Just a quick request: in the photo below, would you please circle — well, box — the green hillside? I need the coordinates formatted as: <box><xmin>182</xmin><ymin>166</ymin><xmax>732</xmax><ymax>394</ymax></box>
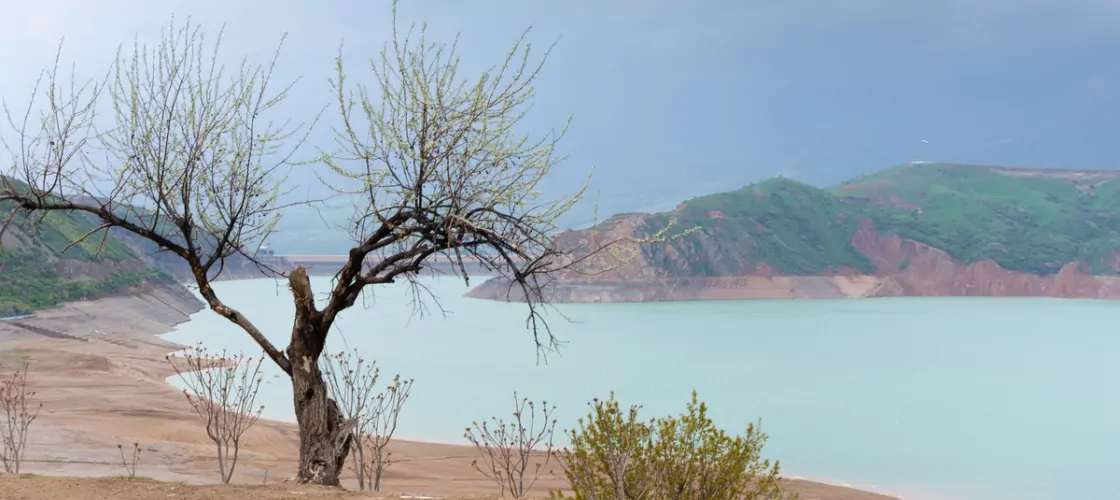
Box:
<box><xmin>640</xmin><ymin>178</ymin><xmax>875</xmax><ymax>275</ymax></box>
<box><xmin>633</xmin><ymin>163</ymin><xmax>1120</xmax><ymax>277</ymax></box>
<box><xmin>0</xmin><ymin>199</ymin><xmax>173</xmax><ymax>316</ymax></box>
<box><xmin>831</xmin><ymin>163</ymin><xmax>1120</xmax><ymax>274</ymax></box>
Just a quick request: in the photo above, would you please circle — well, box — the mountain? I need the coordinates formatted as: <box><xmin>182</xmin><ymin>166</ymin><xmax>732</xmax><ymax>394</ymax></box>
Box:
<box><xmin>0</xmin><ymin>200</ymin><xmax>178</xmax><ymax>316</ymax></box>
<box><xmin>0</xmin><ymin>188</ymin><xmax>289</xmax><ymax>316</ymax></box>
<box><xmin>467</xmin><ymin>163</ymin><xmax>1120</xmax><ymax>302</ymax></box>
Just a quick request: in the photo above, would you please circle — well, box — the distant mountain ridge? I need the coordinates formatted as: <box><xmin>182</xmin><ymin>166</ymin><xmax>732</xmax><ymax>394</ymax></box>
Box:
<box><xmin>468</xmin><ymin>162</ymin><xmax>1120</xmax><ymax>302</ymax></box>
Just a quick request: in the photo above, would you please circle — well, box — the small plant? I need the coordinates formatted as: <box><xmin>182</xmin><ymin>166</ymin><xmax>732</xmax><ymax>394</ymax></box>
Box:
<box><xmin>363</xmin><ymin>374</ymin><xmax>414</xmax><ymax>492</ymax></box>
<box><xmin>322</xmin><ymin>349</ymin><xmax>380</xmax><ymax>491</ymax></box>
<box><xmin>466</xmin><ymin>392</ymin><xmax>558</xmax><ymax>498</ymax></box>
<box><xmin>0</xmin><ymin>362</ymin><xmax>42</xmax><ymax>474</ymax></box>
<box><xmin>117</xmin><ymin>443</ymin><xmax>141</xmax><ymax>479</ymax></box>
<box><xmin>321</xmin><ymin>350</ymin><xmax>414</xmax><ymax>492</ymax></box>
<box><xmin>166</xmin><ymin>343</ymin><xmax>265</xmax><ymax>484</ymax></box>
<box><xmin>550</xmin><ymin>391</ymin><xmax>792</xmax><ymax>500</ymax></box>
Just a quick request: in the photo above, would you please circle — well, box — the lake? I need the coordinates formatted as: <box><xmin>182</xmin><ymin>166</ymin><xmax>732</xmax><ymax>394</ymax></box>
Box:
<box><xmin>162</xmin><ymin>276</ymin><xmax>1120</xmax><ymax>500</ymax></box>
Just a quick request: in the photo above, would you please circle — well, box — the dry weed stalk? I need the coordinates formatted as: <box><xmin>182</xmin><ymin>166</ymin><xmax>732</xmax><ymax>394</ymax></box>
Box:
<box><xmin>166</xmin><ymin>343</ymin><xmax>265</xmax><ymax>484</ymax></box>
<box><xmin>117</xmin><ymin>442</ymin><xmax>141</xmax><ymax>479</ymax></box>
<box><xmin>0</xmin><ymin>362</ymin><xmax>41</xmax><ymax>474</ymax></box>
<box><xmin>466</xmin><ymin>392</ymin><xmax>558</xmax><ymax>498</ymax></box>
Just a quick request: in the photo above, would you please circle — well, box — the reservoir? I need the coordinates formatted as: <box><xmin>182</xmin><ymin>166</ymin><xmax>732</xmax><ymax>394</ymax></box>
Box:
<box><xmin>163</xmin><ymin>276</ymin><xmax>1120</xmax><ymax>500</ymax></box>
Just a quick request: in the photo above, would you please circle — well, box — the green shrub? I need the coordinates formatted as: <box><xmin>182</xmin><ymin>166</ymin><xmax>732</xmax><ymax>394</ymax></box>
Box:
<box><xmin>551</xmin><ymin>391</ymin><xmax>791</xmax><ymax>500</ymax></box>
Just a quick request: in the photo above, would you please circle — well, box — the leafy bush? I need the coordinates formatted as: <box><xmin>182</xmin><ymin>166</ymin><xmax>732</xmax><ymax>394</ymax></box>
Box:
<box><xmin>551</xmin><ymin>391</ymin><xmax>791</xmax><ymax>500</ymax></box>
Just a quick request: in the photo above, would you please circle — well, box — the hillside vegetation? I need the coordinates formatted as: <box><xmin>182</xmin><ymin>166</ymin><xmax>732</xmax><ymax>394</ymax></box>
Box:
<box><xmin>640</xmin><ymin>177</ymin><xmax>875</xmax><ymax>276</ymax></box>
<box><xmin>630</xmin><ymin>163</ymin><xmax>1120</xmax><ymax>277</ymax></box>
<box><xmin>0</xmin><ymin>199</ymin><xmax>174</xmax><ymax>316</ymax></box>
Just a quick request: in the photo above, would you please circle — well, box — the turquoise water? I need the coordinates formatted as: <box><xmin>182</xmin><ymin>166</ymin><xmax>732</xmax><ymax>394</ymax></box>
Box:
<box><xmin>162</xmin><ymin>277</ymin><xmax>1120</xmax><ymax>500</ymax></box>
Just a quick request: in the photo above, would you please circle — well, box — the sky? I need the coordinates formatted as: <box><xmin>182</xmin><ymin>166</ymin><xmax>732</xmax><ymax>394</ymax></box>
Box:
<box><xmin>3</xmin><ymin>0</ymin><xmax>1120</xmax><ymax>240</ymax></box>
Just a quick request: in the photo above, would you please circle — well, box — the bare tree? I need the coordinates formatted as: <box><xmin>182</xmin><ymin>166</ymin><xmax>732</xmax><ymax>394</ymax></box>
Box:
<box><xmin>466</xmin><ymin>392</ymin><xmax>558</xmax><ymax>498</ymax></box>
<box><xmin>166</xmin><ymin>343</ymin><xmax>265</xmax><ymax>484</ymax></box>
<box><xmin>321</xmin><ymin>349</ymin><xmax>414</xmax><ymax>492</ymax></box>
<box><xmin>321</xmin><ymin>349</ymin><xmax>379</xmax><ymax>491</ymax></box>
<box><xmin>0</xmin><ymin>362</ymin><xmax>41</xmax><ymax>474</ymax></box>
<box><xmin>363</xmin><ymin>374</ymin><xmax>413</xmax><ymax>491</ymax></box>
<box><xmin>0</xmin><ymin>3</ymin><xmax>675</xmax><ymax>485</ymax></box>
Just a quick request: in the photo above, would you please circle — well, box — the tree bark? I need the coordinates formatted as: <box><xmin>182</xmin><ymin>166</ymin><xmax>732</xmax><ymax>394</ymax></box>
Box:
<box><xmin>288</xmin><ymin>267</ymin><xmax>354</xmax><ymax>485</ymax></box>
<box><xmin>290</xmin><ymin>343</ymin><xmax>353</xmax><ymax>485</ymax></box>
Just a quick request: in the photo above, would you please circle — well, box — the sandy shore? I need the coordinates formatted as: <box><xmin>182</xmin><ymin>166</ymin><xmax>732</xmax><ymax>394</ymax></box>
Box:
<box><xmin>0</xmin><ymin>286</ymin><xmax>900</xmax><ymax>500</ymax></box>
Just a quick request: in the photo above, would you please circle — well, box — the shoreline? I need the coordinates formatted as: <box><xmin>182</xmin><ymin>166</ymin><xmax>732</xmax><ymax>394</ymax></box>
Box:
<box><xmin>1</xmin><ymin>284</ymin><xmax>901</xmax><ymax>499</ymax></box>
<box><xmin>208</xmin><ymin>254</ymin><xmax>1120</xmax><ymax>305</ymax></box>
<box><xmin>160</xmin><ymin>358</ymin><xmax>909</xmax><ymax>500</ymax></box>
<box><xmin>193</xmin><ymin>385</ymin><xmax>909</xmax><ymax>500</ymax></box>
<box><xmin>156</xmin><ymin>288</ymin><xmax>909</xmax><ymax>499</ymax></box>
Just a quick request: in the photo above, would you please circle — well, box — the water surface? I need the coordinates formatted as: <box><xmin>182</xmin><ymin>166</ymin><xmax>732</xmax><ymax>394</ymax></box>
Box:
<box><xmin>163</xmin><ymin>277</ymin><xmax>1120</xmax><ymax>500</ymax></box>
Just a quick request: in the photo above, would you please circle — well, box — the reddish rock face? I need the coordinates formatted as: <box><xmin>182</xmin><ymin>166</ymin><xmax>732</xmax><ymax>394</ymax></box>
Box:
<box><xmin>849</xmin><ymin>218</ymin><xmax>1120</xmax><ymax>299</ymax></box>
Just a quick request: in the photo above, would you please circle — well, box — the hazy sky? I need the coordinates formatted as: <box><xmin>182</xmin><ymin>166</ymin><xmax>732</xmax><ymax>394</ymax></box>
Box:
<box><xmin>3</xmin><ymin>0</ymin><xmax>1120</xmax><ymax>219</ymax></box>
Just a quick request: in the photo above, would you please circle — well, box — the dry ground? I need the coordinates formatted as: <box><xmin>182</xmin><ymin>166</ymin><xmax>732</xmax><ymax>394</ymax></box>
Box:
<box><xmin>0</xmin><ymin>475</ymin><xmax>902</xmax><ymax>500</ymax></box>
<box><xmin>0</xmin><ymin>289</ymin><xmax>900</xmax><ymax>500</ymax></box>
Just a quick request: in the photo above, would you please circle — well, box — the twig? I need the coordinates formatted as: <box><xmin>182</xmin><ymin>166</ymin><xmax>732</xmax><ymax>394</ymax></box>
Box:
<box><xmin>0</xmin><ymin>362</ymin><xmax>42</xmax><ymax>474</ymax></box>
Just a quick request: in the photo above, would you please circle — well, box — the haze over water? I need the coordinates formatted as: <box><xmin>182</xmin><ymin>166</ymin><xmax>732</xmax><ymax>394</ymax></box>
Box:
<box><xmin>164</xmin><ymin>277</ymin><xmax>1120</xmax><ymax>500</ymax></box>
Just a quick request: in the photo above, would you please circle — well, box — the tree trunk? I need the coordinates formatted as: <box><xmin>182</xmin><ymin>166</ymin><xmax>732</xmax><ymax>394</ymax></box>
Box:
<box><xmin>289</xmin><ymin>319</ymin><xmax>354</xmax><ymax>485</ymax></box>
<box><xmin>288</xmin><ymin>268</ymin><xmax>355</xmax><ymax>485</ymax></box>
